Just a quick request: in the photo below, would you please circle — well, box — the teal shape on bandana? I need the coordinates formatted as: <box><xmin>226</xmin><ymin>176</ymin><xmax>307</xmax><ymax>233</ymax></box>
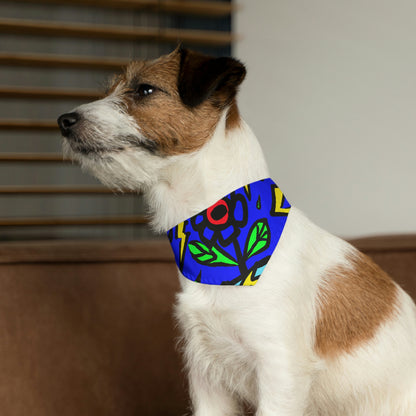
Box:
<box><xmin>167</xmin><ymin>178</ymin><xmax>291</xmax><ymax>286</ymax></box>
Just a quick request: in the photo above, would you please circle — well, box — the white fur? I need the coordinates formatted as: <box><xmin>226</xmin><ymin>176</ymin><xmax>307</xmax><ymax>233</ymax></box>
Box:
<box><xmin>64</xmin><ymin>99</ymin><xmax>416</xmax><ymax>415</ymax></box>
<box><xmin>63</xmin><ymin>88</ymin><xmax>167</xmax><ymax>191</ymax></box>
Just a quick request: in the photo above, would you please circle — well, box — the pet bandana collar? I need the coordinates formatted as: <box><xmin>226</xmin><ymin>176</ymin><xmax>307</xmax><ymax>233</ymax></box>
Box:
<box><xmin>167</xmin><ymin>178</ymin><xmax>291</xmax><ymax>286</ymax></box>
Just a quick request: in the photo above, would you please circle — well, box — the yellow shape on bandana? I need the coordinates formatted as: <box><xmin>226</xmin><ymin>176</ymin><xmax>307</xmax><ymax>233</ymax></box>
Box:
<box><xmin>273</xmin><ymin>187</ymin><xmax>290</xmax><ymax>215</ymax></box>
<box><xmin>177</xmin><ymin>221</ymin><xmax>187</xmax><ymax>266</ymax></box>
<box><xmin>242</xmin><ymin>271</ymin><xmax>259</xmax><ymax>286</ymax></box>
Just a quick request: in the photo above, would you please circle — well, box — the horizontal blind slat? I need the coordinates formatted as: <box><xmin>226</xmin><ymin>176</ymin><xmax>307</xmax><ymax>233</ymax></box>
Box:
<box><xmin>0</xmin><ymin>53</ymin><xmax>129</xmax><ymax>70</ymax></box>
<box><xmin>0</xmin><ymin>120</ymin><xmax>58</xmax><ymax>130</ymax></box>
<box><xmin>0</xmin><ymin>87</ymin><xmax>101</xmax><ymax>100</ymax></box>
<box><xmin>8</xmin><ymin>0</ymin><xmax>234</xmax><ymax>17</ymax></box>
<box><xmin>0</xmin><ymin>153</ymin><xmax>64</xmax><ymax>162</ymax></box>
<box><xmin>0</xmin><ymin>216</ymin><xmax>148</xmax><ymax>226</ymax></box>
<box><xmin>0</xmin><ymin>18</ymin><xmax>234</xmax><ymax>46</ymax></box>
<box><xmin>0</xmin><ymin>186</ymin><xmax>135</xmax><ymax>194</ymax></box>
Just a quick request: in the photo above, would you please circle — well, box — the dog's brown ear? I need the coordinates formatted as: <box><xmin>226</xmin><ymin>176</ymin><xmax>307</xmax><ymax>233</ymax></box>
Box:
<box><xmin>178</xmin><ymin>48</ymin><xmax>246</xmax><ymax>108</ymax></box>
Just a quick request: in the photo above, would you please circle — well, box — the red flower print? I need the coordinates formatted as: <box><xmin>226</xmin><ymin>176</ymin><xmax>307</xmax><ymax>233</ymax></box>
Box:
<box><xmin>207</xmin><ymin>199</ymin><xmax>229</xmax><ymax>225</ymax></box>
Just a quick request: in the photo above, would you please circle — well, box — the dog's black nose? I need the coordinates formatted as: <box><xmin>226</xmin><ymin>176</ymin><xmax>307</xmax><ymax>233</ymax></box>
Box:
<box><xmin>57</xmin><ymin>112</ymin><xmax>80</xmax><ymax>136</ymax></box>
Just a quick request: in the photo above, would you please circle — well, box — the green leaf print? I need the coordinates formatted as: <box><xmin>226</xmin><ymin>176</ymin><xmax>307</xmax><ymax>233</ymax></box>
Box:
<box><xmin>245</xmin><ymin>219</ymin><xmax>270</xmax><ymax>259</ymax></box>
<box><xmin>188</xmin><ymin>241</ymin><xmax>238</xmax><ymax>267</ymax></box>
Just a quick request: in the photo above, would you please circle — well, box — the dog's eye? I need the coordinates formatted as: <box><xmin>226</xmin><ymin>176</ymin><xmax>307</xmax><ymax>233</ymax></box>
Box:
<box><xmin>134</xmin><ymin>84</ymin><xmax>156</xmax><ymax>98</ymax></box>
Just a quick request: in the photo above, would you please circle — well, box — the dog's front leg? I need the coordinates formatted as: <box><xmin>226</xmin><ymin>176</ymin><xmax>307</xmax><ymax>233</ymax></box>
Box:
<box><xmin>254</xmin><ymin>347</ymin><xmax>312</xmax><ymax>416</ymax></box>
<box><xmin>189</xmin><ymin>368</ymin><xmax>241</xmax><ymax>416</ymax></box>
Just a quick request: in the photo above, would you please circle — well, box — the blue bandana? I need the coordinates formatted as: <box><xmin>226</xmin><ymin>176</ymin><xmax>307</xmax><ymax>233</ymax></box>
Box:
<box><xmin>167</xmin><ymin>178</ymin><xmax>291</xmax><ymax>286</ymax></box>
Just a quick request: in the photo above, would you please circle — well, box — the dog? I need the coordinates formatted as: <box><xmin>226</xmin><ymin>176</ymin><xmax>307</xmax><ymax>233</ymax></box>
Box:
<box><xmin>58</xmin><ymin>47</ymin><xmax>416</xmax><ymax>415</ymax></box>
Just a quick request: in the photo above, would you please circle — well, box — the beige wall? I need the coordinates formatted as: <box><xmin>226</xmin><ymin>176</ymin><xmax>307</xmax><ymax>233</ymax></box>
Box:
<box><xmin>234</xmin><ymin>0</ymin><xmax>416</xmax><ymax>238</ymax></box>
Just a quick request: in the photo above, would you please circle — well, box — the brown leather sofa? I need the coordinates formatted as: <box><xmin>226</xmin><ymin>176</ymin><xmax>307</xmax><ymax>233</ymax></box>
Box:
<box><xmin>0</xmin><ymin>236</ymin><xmax>414</xmax><ymax>416</ymax></box>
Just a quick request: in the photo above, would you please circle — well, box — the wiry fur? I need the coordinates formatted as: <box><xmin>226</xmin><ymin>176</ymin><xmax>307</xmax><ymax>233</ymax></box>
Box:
<box><xmin>58</xmin><ymin>48</ymin><xmax>416</xmax><ymax>415</ymax></box>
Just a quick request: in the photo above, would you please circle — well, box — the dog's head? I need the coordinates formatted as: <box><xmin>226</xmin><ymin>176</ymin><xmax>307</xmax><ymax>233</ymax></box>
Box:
<box><xmin>58</xmin><ymin>48</ymin><xmax>246</xmax><ymax>191</ymax></box>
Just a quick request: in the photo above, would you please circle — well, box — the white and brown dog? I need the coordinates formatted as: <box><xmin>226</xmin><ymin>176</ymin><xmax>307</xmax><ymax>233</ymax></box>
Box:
<box><xmin>58</xmin><ymin>48</ymin><xmax>416</xmax><ymax>415</ymax></box>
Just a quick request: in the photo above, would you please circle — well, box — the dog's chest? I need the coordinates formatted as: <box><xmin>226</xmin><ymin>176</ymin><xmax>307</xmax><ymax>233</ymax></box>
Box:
<box><xmin>176</xmin><ymin>290</ymin><xmax>257</xmax><ymax>393</ymax></box>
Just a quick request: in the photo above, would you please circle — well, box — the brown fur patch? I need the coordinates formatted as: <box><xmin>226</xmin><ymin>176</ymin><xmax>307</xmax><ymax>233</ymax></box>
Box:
<box><xmin>108</xmin><ymin>50</ymin><xmax>224</xmax><ymax>156</ymax></box>
<box><xmin>315</xmin><ymin>251</ymin><xmax>398</xmax><ymax>358</ymax></box>
<box><xmin>226</xmin><ymin>99</ymin><xmax>241</xmax><ymax>130</ymax></box>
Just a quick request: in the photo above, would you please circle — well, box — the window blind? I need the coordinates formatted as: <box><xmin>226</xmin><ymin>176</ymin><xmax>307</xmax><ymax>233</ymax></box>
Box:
<box><xmin>0</xmin><ymin>0</ymin><xmax>234</xmax><ymax>240</ymax></box>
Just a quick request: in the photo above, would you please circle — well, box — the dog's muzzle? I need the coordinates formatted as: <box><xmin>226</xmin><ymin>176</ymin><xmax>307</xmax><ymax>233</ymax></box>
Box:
<box><xmin>57</xmin><ymin>112</ymin><xmax>80</xmax><ymax>137</ymax></box>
